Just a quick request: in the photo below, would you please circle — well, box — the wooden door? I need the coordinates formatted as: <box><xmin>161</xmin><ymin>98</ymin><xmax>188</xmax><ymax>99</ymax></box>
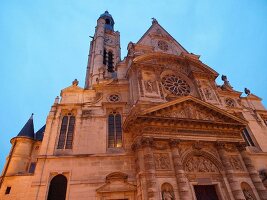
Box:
<box><xmin>194</xmin><ymin>185</ymin><xmax>219</xmax><ymax>200</ymax></box>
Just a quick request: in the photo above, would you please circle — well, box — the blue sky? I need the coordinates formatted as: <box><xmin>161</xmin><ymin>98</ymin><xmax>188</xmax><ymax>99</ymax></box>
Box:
<box><xmin>0</xmin><ymin>0</ymin><xmax>267</xmax><ymax>169</ymax></box>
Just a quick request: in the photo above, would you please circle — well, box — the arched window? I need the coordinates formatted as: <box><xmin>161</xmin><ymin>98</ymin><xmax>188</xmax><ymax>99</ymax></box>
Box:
<box><xmin>57</xmin><ymin>115</ymin><xmax>75</xmax><ymax>149</ymax></box>
<box><xmin>47</xmin><ymin>174</ymin><xmax>67</xmax><ymax>200</ymax></box>
<box><xmin>107</xmin><ymin>51</ymin><xmax>114</xmax><ymax>72</ymax></box>
<box><xmin>108</xmin><ymin>112</ymin><xmax>122</xmax><ymax>148</ymax></box>
<box><xmin>241</xmin><ymin>182</ymin><xmax>256</xmax><ymax>200</ymax></box>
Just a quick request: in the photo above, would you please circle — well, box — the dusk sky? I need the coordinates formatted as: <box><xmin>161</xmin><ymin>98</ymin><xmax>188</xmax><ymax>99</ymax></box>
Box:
<box><xmin>0</xmin><ymin>0</ymin><xmax>267</xmax><ymax>170</ymax></box>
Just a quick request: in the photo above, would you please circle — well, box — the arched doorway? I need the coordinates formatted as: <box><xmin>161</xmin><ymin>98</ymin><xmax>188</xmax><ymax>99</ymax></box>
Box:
<box><xmin>47</xmin><ymin>174</ymin><xmax>67</xmax><ymax>200</ymax></box>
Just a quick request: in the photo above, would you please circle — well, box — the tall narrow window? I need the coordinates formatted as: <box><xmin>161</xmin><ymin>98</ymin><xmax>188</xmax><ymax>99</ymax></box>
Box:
<box><xmin>57</xmin><ymin>115</ymin><xmax>75</xmax><ymax>149</ymax></box>
<box><xmin>47</xmin><ymin>174</ymin><xmax>67</xmax><ymax>200</ymax></box>
<box><xmin>103</xmin><ymin>49</ymin><xmax>107</xmax><ymax>65</ymax></box>
<box><xmin>108</xmin><ymin>112</ymin><xmax>122</xmax><ymax>148</ymax></box>
<box><xmin>107</xmin><ymin>51</ymin><xmax>114</xmax><ymax>72</ymax></box>
<box><xmin>242</xmin><ymin>128</ymin><xmax>255</xmax><ymax>146</ymax></box>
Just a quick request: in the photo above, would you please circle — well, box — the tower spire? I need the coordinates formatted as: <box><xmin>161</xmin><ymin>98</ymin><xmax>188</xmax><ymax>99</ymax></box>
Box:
<box><xmin>16</xmin><ymin>114</ymin><xmax>35</xmax><ymax>139</ymax></box>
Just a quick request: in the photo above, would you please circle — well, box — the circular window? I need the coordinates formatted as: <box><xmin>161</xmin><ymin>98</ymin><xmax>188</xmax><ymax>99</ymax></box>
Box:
<box><xmin>158</xmin><ymin>40</ymin><xmax>168</xmax><ymax>51</ymax></box>
<box><xmin>162</xmin><ymin>74</ymin><xmax>190</xmax><ymax>96</ymax></box>
<box><xmin>109</xmin><ymin>94</ymin><xmax>120</xmax><ymax>102</ymax></box>
<box><xmin>225</xmin><ymin>98</ymin><xmax>235</xmax><ymax>107</ymax></box>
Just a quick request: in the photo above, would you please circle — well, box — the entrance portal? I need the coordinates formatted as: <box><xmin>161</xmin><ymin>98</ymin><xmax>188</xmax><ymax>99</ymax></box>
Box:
<box><xmin>194</xmin><ymin>185</ymin><xmax>219</xmax><ymax>200</ymax></box>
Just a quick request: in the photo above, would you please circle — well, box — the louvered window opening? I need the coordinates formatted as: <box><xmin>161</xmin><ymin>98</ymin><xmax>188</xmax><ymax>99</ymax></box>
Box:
<box><xmin>108</xmin><ymin>112</ymin><xmax>122</xmax><ymax>148</ymax></box>
<box><xmin>242</xmin><ymin>128</ymin><xmax>255</xmax><ymax>146</ymax></box>
<box><xmin>57</xmin><ymin>115</ymin><xmax>75</xmax><ymax>149</ymax></box>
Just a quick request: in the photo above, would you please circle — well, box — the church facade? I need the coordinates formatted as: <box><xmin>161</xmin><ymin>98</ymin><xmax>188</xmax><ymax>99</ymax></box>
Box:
<box><xmin>1</xmin><ymin>11</ymin><xmax>267</xmax><ymax>200</ymax></box>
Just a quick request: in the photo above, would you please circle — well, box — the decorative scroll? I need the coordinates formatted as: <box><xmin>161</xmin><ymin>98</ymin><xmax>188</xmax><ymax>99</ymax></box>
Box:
<box><xmin>184</xmin><ymin>156</ymin><xmax>218</xmax><ymax>172</ymax></box>
<box><xmin>154</xmin><ymin>153</ymin><xmax>171</xmax><ymax>170</ymax></box>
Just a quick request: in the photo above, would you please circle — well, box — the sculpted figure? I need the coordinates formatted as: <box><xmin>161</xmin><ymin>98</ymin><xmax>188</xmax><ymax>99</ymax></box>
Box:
<box><xmin>162</xmin><ymin>190</ymin><xmax>174</xmax><ymax>200</ymax></box>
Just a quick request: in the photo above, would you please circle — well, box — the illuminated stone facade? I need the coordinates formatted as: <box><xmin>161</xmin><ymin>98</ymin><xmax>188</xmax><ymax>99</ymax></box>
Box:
<box><xmin>1</xmin><ymin>11</ymin><xmax>267</xmax><ymax>200</ymax></box>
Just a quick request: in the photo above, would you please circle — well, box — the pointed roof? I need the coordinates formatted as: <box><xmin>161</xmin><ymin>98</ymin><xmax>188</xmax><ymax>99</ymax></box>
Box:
<box><xmin>17</xmin><ymin>114</ymin><xmax>35</xmax><ymax>139</ymax></box>
<box><xmin>35</xmin><ymin>125</ymin><xmax>45</xmax><ymax>141</ymax></box>
<box><xmin>136</xmin><ymin>19</ymin><xmax>188</xmax><ymax>53</ymax></box>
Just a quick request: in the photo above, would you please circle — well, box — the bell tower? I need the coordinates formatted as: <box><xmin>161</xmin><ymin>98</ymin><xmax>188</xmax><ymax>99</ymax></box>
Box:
<box><xmin>85</xmin><ymin>11</ymin><xmax>121</xmax><ymax>89</ymax></box>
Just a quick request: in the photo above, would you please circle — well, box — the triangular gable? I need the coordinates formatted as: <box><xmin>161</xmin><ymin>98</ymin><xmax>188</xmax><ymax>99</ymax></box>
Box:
<box><xmin>141</xmin><ymin>96</ymin><xmax>247</xmax><ymax>125</ymax></box>
<box><xmin>136</xmin><ymin>20</ymin><xmax>188</xmax><ymax>55</ymax></box>
<box><xmin>60</xmin><ymin>84</ymin><xmax>83</xmax><ymax>96</ymax></box>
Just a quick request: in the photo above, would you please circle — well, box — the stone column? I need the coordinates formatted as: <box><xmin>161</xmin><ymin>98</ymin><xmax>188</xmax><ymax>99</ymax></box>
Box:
<box><xmin>217</xmin><ymin>143</ymin><xmax>246</xmax><ymax>200</ymax></box>
<box><xmin>169</xmin><ymin>139</ymin><xmax>192</xmax><ymax>200</ymax></box>
<box><xmin>237</xmin><ymin>144</ymin><xmax>267</xmax><ymax>200</ymax></box>
<box><xmin>141</xmin><ymin>137</ymin><xmax>157</xmax><ymax>200</ymax></box>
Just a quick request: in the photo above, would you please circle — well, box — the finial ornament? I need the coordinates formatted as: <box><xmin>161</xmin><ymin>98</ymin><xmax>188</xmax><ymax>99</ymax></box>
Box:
<box><xmin>72</xmin><ymin>79</ymin><xmax>79</xmax><ymax>86</ymax></box>
<box><xmin>244</xmin><ymin>88</ymin><xmax>251</xmax><ymax>95</ymax></box>
<box><xmin>54</xmin><ymin>96</ymin><xmax>60</xmax><ymax>104</ymax></box>
<box><xmin>151</xmin><ymin>17</ymin><xmax>158</xmax><ymax>24</ymax></box>
<box><xmin>30</xmin><ymin>113</ymin><xmax>34</xmax><ymax>119</ymax></box>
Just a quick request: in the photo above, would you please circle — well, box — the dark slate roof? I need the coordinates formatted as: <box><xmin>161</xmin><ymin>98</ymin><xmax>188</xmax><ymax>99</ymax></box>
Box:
<box><xmin>17</xmin><ymin>114</ymin><xmax>34</xmax><ymax>139</ymax></box>
<box><xmin>35</xmin><ymin>125</ymin><xmax>45</xmax><ymax>141</ymax></box>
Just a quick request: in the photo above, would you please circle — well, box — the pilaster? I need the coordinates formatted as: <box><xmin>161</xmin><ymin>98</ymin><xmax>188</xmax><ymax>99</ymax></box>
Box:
<box><xmin>217</xmin><ymin>142</ymin><xmax>246</xmax><ymax>200</ymax></box>
<box><xmin>169</xmin><ymin>139</ymin><xmax>192</xmax><ymax>200</ymax></box>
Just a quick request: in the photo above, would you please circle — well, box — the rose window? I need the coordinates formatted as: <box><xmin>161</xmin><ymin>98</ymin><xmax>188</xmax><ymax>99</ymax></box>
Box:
<box><xmin>158</xmin><ymin>40</ymin><xmax>168</xmax><ymax>51</ymax></box>
<box><xmin>225</xmin><ymin>98</ymin><xmax>235</xmax><ymax>107</ymax></box>
<box><xmin>109</xmin><ymin>94</ymin><xmax>120</xmax><ymax>102</ymax></box>
<box><xmin>162</xmin><ymin>75</ymin><xmax>190</xmax><ymax>96</ymax></box>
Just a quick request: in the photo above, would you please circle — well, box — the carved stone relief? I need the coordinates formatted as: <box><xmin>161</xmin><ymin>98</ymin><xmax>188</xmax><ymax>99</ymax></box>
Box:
<box><xmin>229</xmin><ymin>156</ymin><xmax>244</xmax><ymax>171</ymax></box>
<box><xmin>203</xmin><ymin>87</ymin><xmax>216</xmax><ymax>101</ymax></box>
<box><xmin>184</xmin><ymin>156</ymin><xmax>218</xmax><ymax>173</ymax></box>
<box><xmin>154</xmin><ymin>153</ymin><xmax>171</xmax><ymax>170</ymax></box>
<box><xmin>144</xmin><ymin>80</ymin><xmax>158</xmax><ymax>94</ymax></box>
<box><xmin>158</xmin><ymin>103</ymin><xmax>223</xmax><ymax>122</ymax></box>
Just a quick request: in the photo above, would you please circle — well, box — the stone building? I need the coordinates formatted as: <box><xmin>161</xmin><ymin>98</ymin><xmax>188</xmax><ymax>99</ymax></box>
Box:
<box><xmin>1</xmin><ymin>11</ymin><xmax>267</xmax><ymax>200</ymax></box>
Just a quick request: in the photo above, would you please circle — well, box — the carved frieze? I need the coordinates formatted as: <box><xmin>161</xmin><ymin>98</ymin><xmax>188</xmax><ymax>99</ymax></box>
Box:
<box><xmin>154</xmin><ymin>153</ymin><xmax>171</xmax><ymax>170</ymax></box>
<box><xmin>184</xmin><ymin>156</ymin><xmax>218</xmax><ymax>173</ymax></box>
<box><xmin>156</xmin><ymin>103</ymin><xmax>223</xmax><ymax>122</ymax></box>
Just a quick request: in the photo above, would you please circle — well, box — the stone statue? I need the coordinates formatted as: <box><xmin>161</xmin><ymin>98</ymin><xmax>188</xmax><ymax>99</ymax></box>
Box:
<box><xmin>221</xmin><ymin>75</ymin><xmax>233</xmax><ymax>89</ymax></box>
<box><xmin>162</xmin><ymin>190</ymin><xmax>174</xmax><ymax>200</ymax></box>
<box><xmin>72</xmin><ymin>79</ymin><xmax>79</xmax><ymax>86</ymax></box>
<box><xmin>245</xmin><ymin>88</ymin><xmax>251</xmax><ymax>95</ymax></box>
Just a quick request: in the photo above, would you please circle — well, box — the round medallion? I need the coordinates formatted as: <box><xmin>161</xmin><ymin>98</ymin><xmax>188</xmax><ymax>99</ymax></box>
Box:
<box><xmin>158</xmin><ymin>40</ymin><xmax>168</xmax><ymax>51</ymax></box>
<box><xmin>108</xmin><ymin>94</ymin><xmax>120</xmax><ymax>102</ymax></box>
<box><xmin>162</xmin><ymin>74</ymin><xmax>190</xmax><ymax>96</ymax></box>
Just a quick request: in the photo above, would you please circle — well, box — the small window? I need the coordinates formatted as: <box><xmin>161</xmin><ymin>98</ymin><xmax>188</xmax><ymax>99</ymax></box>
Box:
<box><xmin>5</xmin><ymin>187</ymin><xmax>11</xmax><ymax>195</ymax></box>
<box><xmin>57</xmin><ymin>115</ymin><xmax>76</xmax><ymax>149</ymax></box>
<box><xmin>28</xmin><ymin>162</ymin><xmax>36</xmax><ymax>174</ymax></box>
<box><xmin>242</xmin><ymin>128</ymin><xmax>255</xmax><ymax>146</ymax></box>
<box><xmin>108</xmin><ymin>112</ymin><xmax>122</xmax><ymax>148</ymax></box>
<box><xmin>103</xmin><ymin>49</ymin><xmax>107</xmax><ymax>65</ymax></box>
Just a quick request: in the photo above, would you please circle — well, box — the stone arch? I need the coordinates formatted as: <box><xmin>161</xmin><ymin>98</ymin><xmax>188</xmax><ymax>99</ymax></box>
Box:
<box><xmin>241</xmin><ymin>182</ymin><xmax>257</xmax><ymax>200</ymax></box>
<box><xmin>182</xmin><ymin>149</ymin><xmax>224</xmax><ymax>173</ymax></box>
<box><xmin>161</xmin><ymin>182</ymin><xmax>175</xmax><ymax>200</ymax></box>
<box><xmin>47</xmin><ymin>174</ymin><xmax>67</xmax><ymax>200</ymax></box>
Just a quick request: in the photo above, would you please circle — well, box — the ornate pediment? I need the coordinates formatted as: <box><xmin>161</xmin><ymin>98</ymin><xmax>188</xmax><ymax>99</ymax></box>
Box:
<box><xmin>96</xmin><ymin>172</ymin><xmax>136</xmax><ymax>193</ymax></box>
<box><xmin>141</xmin><ymin>96</ymin><xmax>247</xmax><ymax>125</ymax></box>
